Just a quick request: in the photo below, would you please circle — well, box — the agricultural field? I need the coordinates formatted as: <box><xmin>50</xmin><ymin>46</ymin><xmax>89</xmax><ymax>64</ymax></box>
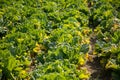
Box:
<box><xmin>0</xmin><ymin>0</ymin><xmax>120</xmax><ymax>80</ymax></box>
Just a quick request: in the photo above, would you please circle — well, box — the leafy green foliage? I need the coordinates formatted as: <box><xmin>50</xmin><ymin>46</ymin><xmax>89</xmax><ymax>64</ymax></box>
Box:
<box><xmin>0</xmin><ymin>0</ymin><xmax>120</xmax><ymax>80</ymax></box>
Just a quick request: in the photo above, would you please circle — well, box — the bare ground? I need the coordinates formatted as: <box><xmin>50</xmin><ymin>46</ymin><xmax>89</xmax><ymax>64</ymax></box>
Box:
<box><xmin>84</xmin><ymin>55</ymin><xmax>112</xmax><ymax>80</ymax></box>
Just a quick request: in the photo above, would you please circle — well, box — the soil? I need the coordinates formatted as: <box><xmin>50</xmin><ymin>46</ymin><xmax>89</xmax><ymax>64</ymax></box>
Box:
<box><xmin>85</xmin><ymin>55</ymin><xmax>112</xmax><ymax>80</ymax></box>
<box><xmin>84</xmin><ymin>32</ymin><xmax>112</xmax><ymax>80</ymax></box>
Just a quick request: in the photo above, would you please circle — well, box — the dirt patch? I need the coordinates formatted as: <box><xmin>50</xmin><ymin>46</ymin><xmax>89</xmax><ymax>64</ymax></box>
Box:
<box><xmin>85</xmin><ymin>55</ymin><xmax>112</xmax><ymax>80</ymax></box>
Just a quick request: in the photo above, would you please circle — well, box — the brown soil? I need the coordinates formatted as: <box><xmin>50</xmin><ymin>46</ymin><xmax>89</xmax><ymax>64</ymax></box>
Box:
<box><xmin>85</xmin><ymin>55</ymin><xmax>112</xmax><ymax>80</ymax></box>
<box><xmin>84</xmin><ymin>32</ymin><xmax>112</xmax><ymax>80</ymax></box>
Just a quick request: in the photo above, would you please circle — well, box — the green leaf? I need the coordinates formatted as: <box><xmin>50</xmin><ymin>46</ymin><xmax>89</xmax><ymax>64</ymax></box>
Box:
<box><xmin>7</xmin><ymin>56</ymin><xmax>17</xmax><ymax>71</ymax></box>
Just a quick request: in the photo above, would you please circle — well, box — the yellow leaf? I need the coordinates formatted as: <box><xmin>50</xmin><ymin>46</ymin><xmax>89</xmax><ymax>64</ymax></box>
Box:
<box><xmin>17</xmin><ymin>38</ymin><xmax>24</xmax><ymax>43</ymax></box>
<box><xmin>79</xmin><ymin>73</ymin><xmax>89</xmax><ymax>79</ymax></box>
<box><xmin>33</xmin><ymin>47</ymin><xmax>40</xmax><ymax>53</ymax></box>
<box><xmin>79</xmin><ymin>57</ymin><xmax>86</xmax><ymax>66</ymax></box>
<box><xmin>85</xmin><ymin>53</ymin><xmax>93</xmax><ymax>62</ymax></box>
<box><xmin>35</xmin><ymin>43</ymin><xmax>40</xmax><ymax>47</ymax></box>
<box><xmin>19</xmin><ymin>70</ymin><xmax>27</xmax><ymax>78</ymax></box>
<box><xmin>85</xmin><ymin>53</ymin><xmax>89</xmax><ymax>60</ymax></box>
<box><xmin>105</xmin><ymin>60</ymin><xmax>118</xmax><ymax>69</ymax></box>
